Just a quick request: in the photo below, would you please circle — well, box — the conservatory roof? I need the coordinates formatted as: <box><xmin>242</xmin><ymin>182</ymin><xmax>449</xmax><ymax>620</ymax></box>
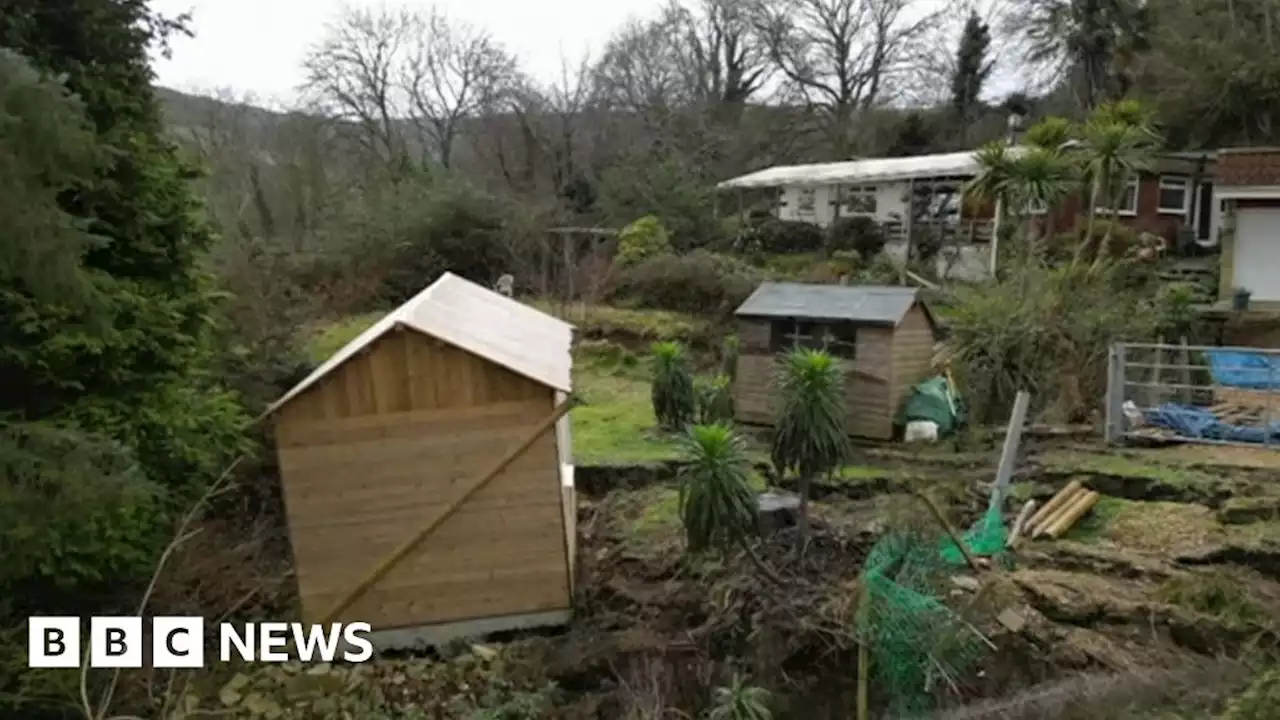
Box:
<box><xmin>717</xmin><ymin>147</ymin><xmax>1029</xmax><ymax>189</ymax></box>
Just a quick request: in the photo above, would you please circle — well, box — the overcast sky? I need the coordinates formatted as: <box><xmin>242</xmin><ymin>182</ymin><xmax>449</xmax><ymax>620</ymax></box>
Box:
<box><xmin>149</xmin><ymin>0</ymin><xmax>1020</xmax><ymax>109</ymax></box>
<box><xmin>149</xmin><ymin>0</ymin><xmax>666</xmax><ymax>105</ymax></box>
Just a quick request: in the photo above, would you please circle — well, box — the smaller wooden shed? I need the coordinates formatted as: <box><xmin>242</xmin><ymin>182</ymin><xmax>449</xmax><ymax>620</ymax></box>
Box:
<box><xmin>733</xmin><ymin>282</ymin><xmax>940</xmax><ymax>440</ymax></box>
<box><xmin>262</xmin><ymin>272</ymin><xmax>577</xmax><ymax>648</ymax></box>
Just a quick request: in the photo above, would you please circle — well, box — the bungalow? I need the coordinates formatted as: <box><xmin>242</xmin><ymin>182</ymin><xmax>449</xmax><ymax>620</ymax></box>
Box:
<box><xmin>717</xmin><ymin>149</ymin><xmax>1218</xmax><ymax>280</ymax></box>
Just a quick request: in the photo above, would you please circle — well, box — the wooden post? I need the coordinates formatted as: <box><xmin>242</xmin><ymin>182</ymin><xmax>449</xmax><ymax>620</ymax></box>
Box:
<box><xmin>990</xmin><ymin>390</ymin><xmax>1030</xmax><ymax>515</ymax></box>
<box><xmin>856</xmin><ymin>629</ymin><xmax>870</xmax><ymax>720</ymax></box>
<box><xmin>318</xmin><ymin>399</ymin><xmax>579</xmax><ymax>625</ymax></box>
<box><xmin>916</xmin><ymin>490</ymin><xmax>981</xmax><ymax>573</ymax></box>
<box><xmin>1179</xmin><ymin>336</ymin><xmax>1192</xmax><ymax>404</ymax></box>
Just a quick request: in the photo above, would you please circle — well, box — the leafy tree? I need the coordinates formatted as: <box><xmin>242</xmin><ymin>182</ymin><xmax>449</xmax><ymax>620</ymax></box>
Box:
<box><xmin>951</xmin><ymin>13</ymin><xmax>993</xmax><ymax>127</ymax></box>
<box><xmin>884</xmin><ymin>112</ymin><xmax>936</xmax><ymax>157</ymax></box>
<box><xmin>651</xmin><ymin>341</ymin><xmax>697</xmax><ymax>431</ymax></box>
<box><xmin>678</xmin><ymin>424</ymin><xmax>781</xmax><ymax>583</ymax></box>
<box><xmin>771</xmin><ymin>348</ymin><xmax>850</xmax><ymax>540</ymax></box>
<box><xmin>1013</xmin><ymin>0</ymin><xmax>1150</xmax><ymax>110</ymax></box>
<box><xmin>616</xmin><ymin>215</ymin><xmax>674</xmax><ymax>267</ymax></box>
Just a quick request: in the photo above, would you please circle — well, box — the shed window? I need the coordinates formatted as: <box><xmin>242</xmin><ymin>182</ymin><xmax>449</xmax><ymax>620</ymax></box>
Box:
<box><xmin>1158</xmin><ymin>175</ymin><xmax>1189</xmax><ymax>214</ymax></box>
<box><xmin>796</xmin><ymin>188</ymin><xmax>817</xmax><ymax>215</ymax></box>
<box><xmin>770</xmin><ymin>319</ymin><xmax>857</xmax><ymax>358</ymax></box>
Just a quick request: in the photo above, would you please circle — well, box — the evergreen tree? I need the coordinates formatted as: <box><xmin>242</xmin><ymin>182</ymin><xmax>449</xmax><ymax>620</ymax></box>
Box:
<box><xmin>0</xmin><ymin>0</ymin><xmax>250</xmax><ymax>494</ymax></box>
<box><xmin>885</xmin><ymin>112</ymin><xmax>936</xmax><ymax>157</ymax></box>
<box><xmin>951</xmin><ymin>12</ymin><xmax>994</xmax><ymax>125</ymax></box>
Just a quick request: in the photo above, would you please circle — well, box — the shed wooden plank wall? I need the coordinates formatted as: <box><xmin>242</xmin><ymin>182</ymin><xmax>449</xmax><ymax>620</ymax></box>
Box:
<box><xmin>844</xmin><ymin>326</ymin><xmax>894</xmax><ymax>439</ymax></box>
<box><xmin>733</xmin><ymin>318</ymin><xmax>900</xmax><ymax>439</ymax></box>
<box><xmin>273</xmin><ymin>328</ymin><xmax>571</xmax><ymax>630</ymax></box>
<box><xmin>889</xmin><ymin>305</ymin><xmax>938</xmax><ymax>416</ymax></box>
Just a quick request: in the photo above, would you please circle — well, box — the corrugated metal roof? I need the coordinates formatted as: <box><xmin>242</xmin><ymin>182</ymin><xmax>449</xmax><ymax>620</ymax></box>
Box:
<box><xmin>262</xmin><ymin>273</ymin><xmax>574</xmax><ymax>418</ymax></box>
<box><xmin>717</xmin><ymin>147</ymin><xmax>1029</xmax><ymax>189</ymax></box>
<box><xmin>735</xmin><ymin>282</ymin><xmax>923</xmax><ymax>326</ymax></box>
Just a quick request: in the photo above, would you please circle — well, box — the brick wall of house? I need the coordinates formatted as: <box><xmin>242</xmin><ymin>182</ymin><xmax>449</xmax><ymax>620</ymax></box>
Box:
<box><xmin>1027</xmin><ymin>175</ymin><xmax>1195</xmax><ymax>242</ymax></box>
<box><xmin>1217</xmin><ymin>148</ymin><xmax>1280</xmax><ymax>187</ymax></box>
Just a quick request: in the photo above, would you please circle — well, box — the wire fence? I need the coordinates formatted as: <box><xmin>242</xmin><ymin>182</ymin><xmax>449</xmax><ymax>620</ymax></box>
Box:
<box><xmin>1105</xmin><ymin>341</ymin><xmax>1280</xmax><ymax>449</ymax></box>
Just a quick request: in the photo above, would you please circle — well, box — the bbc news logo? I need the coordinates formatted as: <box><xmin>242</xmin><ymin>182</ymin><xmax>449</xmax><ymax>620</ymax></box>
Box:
<box><xmin>28</xmin><ymin>617</ymin><xmax>374</xmax><ymax>668</ymax></box>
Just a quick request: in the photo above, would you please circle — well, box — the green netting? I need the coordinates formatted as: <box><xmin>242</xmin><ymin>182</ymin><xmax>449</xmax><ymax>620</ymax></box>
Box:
<box><xmin>940</xmin><ymin>502</ymin><xmax>1007</xmax><ymax>565</ymax></box>
<box><xmin>856</xmin><ymin>505</ymin><xmax>1007</xmax><ymax>715</ymax></box>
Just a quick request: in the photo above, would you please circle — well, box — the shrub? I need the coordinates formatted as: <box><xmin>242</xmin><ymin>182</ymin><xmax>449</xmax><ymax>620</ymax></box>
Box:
<box><xmin>830</xmin><ymin>216</ymin><xmax>887</xmax><ymax>257</ymax></box>
<box><xmin>695</xmin><ymin>374</ymin><xmax>735</xmax><ymax>425</ymax></box>
<box><xmin>941</xmin><ymin>261</ymin><xmax>1160</xmax><ymax>424</ymax></box>
<box><xmin>1047</xmin><ymin>218</ymin><xmax>1140</xmax><ymax>264</ymax></box>
<box><xmin>616</xmin><ymin>215</ymin><xmax>674</xmax><ymax>267</ymax></box>
<box><xmin>749</xmin><ymin>218</ymin><xmax>825</xmax><ymax>254</ymax></box>
<box><xmin>721</xmin><ymin>335</ymin><xmax>740</xmax><ymax>380</ymax></box>
<box><xmin>651</xmin><ymin>342</ymin><xmax>696</xmax><ymax>431</ymax></box>
<box><xmin>608</xmin><ymin>250</ymin><xmax>765</xmax><ymax>316</ymax></box>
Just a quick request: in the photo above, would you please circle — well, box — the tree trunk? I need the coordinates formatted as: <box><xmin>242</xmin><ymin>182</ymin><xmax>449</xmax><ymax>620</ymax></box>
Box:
<box><xmin>1077</xmin><ymin>182</ymin><xmax>1102</xmax><ymax>267</ymax></box>
<box><xmin>798</xmin><ymin>473</ymin><xmax>812</xmax><ymax>542</ymax></box>
<box><xmin>1093</xmin><ymin>182</ymin><xmax>1122</xmax><ymax>274</ymax></box>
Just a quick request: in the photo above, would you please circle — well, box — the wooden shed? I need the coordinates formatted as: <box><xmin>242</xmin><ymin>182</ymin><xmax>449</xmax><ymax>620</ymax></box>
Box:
<box><xmin>733</xmin><ymin>282</ymin><xmax>940</xmax><ymax>440</ymax></box>
<box><xmin>262</xmin><ymin>272</ymin><xmax>577</xmax><ymax>648</ymax></box>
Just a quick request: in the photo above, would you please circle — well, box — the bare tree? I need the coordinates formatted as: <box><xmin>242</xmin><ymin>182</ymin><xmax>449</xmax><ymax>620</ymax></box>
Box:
<box><xmin>594</xmin><ymin>15</ymin><xmax>689</xmax><ymax>119</ymax></box>
<box><xmin>403</xmin><ymin>9</ymin><xmax>517</xmax><ymax>169</ymax></box>
<box><xmin>668</xmin><ymin>0</ymin><xmax>771</xmax><ymax>108</ymax></box>
<box><xmin>300</xmin><ymin>5</ymin><xmax>415</xmax><ymax>168</ymax></box>
<box><xmin>757</xmin><ymin>0</ymin><xmax>940</xmax><ymax>155</ymax></box>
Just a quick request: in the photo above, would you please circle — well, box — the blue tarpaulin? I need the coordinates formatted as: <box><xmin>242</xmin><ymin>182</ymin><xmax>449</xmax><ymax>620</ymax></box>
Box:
<box><xmin>1205</xmin><ymin>350</ymin><xmax>1280</xmax><ymax>390</ymax></box>
<box><xmin>1147</xmin><ymin>403</ymin><xmax>1280</xmax><ymax>445</ymax></box>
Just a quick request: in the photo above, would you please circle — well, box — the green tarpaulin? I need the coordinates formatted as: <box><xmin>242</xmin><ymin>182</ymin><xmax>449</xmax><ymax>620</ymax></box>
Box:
<box><xmin>899</xmin><ymin>375</ymin><xmax>965</xmax><ymax>437</ymax></box>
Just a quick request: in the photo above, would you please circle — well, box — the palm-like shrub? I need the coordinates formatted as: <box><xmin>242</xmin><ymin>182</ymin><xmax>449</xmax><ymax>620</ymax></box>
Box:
<box><xmin>650</xmin><ymin>341</ymin><xmax>695</xmax><ymax>431</ymax></box>
<box><xmin>771</xmin><ymin>348</ymin><xmax>850</xmax><ymax>537</ymax></box>
<box><xmin>695</xmin><ymin>373</ymin><xmax>735</xmax><ymax>425</ymax></box>
<box><xmin>721</xmin><ymin>334</ymin><xmax>740</xmax><ymax>380</ymax></box>
<box><xmin>709</xmin><ymin>674</ymin><xmax>773</xmax><ymax>720</ymax></box>
<box><xmin>678</xmin><ymin>424</ymin><xmax>781</xmax><ymax>582</ymax></box>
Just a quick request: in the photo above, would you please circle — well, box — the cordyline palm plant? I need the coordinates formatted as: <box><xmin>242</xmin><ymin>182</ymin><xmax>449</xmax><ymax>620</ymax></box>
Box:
<box><xmin>1005</xmin><ymin>148</ymin><xmax>1076</xmax><ymax>259</ymax></box>
<box><xmin>695</xmin><ymin>373</ymin><xmax>735</xmax><ymax>425</ymax></box>
<box><xmin>771</xmin><ymin>348</ymin><xmax>850</xmax><ymax>541</ymax></box>
<box><xmin>1076</xmin><ymin>104</ymin><xmax>1159</xmax><ymax>268</ymax></box>
<box><xmin>678</xmin><ymin>423</ymin><xmax>782</xmax><ymax>584</ymax></box>
<box><xmin>651</xmin><ymin>341</ymin><xmax>696</xmax><ymax>431</ymax></box>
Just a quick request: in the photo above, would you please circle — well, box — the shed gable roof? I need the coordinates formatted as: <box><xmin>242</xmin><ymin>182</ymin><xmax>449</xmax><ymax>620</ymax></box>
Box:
<box><xmin>263</xmin><ymin>273</ymin><xmax>574</xmax><ymax>418</ymax></box>
<box><xmin>734</xmin><ymin>282</ymin><xmax>928</xmax><ymax>327</ymax></box>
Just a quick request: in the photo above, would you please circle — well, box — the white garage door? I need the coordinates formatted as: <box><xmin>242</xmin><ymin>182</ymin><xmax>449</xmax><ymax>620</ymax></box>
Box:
<box><xmin>1234</xmin><ymin>207</ymin><xmax>1280</xmax><ymax>302</ymax></box>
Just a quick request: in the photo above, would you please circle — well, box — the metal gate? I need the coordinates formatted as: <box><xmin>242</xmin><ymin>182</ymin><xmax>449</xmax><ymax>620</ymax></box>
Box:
<box><xmin>1104</xmin><ymin>341</ymin><xmax>1280</xmax><ymax>448</ymax></box>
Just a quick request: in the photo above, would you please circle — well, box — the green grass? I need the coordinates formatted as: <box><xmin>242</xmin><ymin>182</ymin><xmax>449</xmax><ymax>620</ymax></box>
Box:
<box><xmin>572</xmin><ymin>343</ymin><xmax>684</xmax><ymax>464</ymax></box>
<box><xmin>1041</xmin><ymin>450</ymin><xmax>1216</xmax><ymax>488</ymax></box>
<box><xmin>306</xmin><ymin>312</ymin><xmax>382</xmax><ymax>363</ymax></box>
<box><xmin>1063</xmin><ymin>495</ymin><xmax>1130</xmax><ymax>542</ymax></box>
<box><xmin>529</xmin><ymin>300</ymin><xmax>711</xmax><ymax>344</ymax></box>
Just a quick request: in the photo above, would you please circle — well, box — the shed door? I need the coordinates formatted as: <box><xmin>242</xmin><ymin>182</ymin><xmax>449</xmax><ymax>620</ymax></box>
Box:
<box><xmin>1235</xmin><ymin>207</ymin><xmax>1280</xmax><ymax>301</ymax></box>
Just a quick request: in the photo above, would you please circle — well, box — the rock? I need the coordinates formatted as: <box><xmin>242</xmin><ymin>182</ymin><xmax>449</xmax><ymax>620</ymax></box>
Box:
<box><xmin>1218</xmin><ymin>496</ymin><xmax>1280</xmax><ymax>525</ymax></box>
<box><xmin>951</xmin><ymin>575</ymin><xmax>981</xmax><ymax>592</ymax></box>
<box><xmin>757</xmin><ymin>491</ymin><xmax>801</xmax><ymax>536</ymax></box>
<box><xmin>997</xmin><ymin>607</ymin><xmax>1028</xmax><ymax>633</ymax></box>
